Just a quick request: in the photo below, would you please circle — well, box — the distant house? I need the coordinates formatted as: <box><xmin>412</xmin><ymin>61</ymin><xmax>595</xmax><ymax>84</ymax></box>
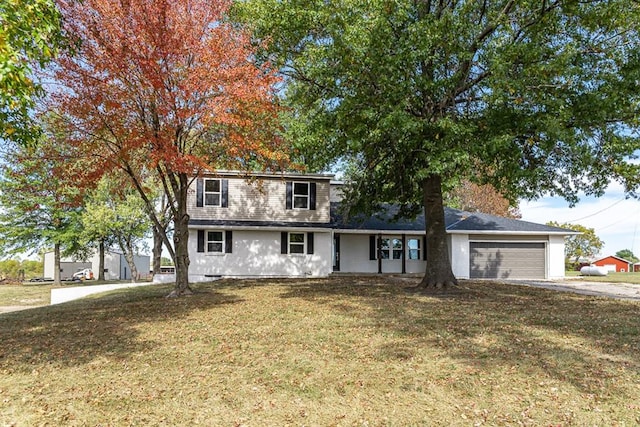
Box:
<box><xmin>592</xmin><ymin>255</ymin><xmax>632</xmax><ymax>273</ymax></box>
<box><xmin>43</xmin><ymin>250</ymin><xmax>151</xmax><ymax>280</ymax></box>
<box><xmin>634</xmin><ymin>262</ymin><xmax>640</xmax><ymax>273</ymax></box>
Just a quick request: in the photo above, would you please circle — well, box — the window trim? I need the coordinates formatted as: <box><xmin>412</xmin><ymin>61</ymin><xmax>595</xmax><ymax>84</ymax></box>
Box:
<box><xmin>407</xmin><ymin>238</ymin><xmax>421</xmax><ymax>260</ymax></box>
<box><xmin>204</xmin><ymin>178</ymin><xmax>222</xmax><ymax>207</ymax></box>
<box><xmin>379</xmin><ymin>237</ymin><xmax>390</xmax><ymax>259</ymax></box>
<box><xmin>392</xmin><ymin>238</ymin><xmax>403</xmax><ymax>260</ymax></box>
<box><xmin>292</xmin><ymin>182</ymin><xmax>310</xmax><ymax>210</ymax></box>
<box><xmin>206</xmin><ymin>230</ymin><xmax>225</xmax><ymax>254</ymax></box>
<box><xmin>197</xmin><ymin>229</ymin><xmax>232</xmax><ymax>254</ymax></box>
<box><xmin>288</xmin><ymin>232</ymin><xmax>306</xmax><ymax>255</ymax></box>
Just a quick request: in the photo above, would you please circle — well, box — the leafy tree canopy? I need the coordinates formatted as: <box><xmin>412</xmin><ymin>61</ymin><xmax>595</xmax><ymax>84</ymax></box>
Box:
<box><xmin>445</xmin><ymin>180</ymin><xmax>520</xmax><ymax>219</ymax></box>
<box><xmin>547</xmin><ymin>222</ymin><xmax>603</xmax><ymax>268</ymax></box>
<box><xmin>0</xmin><ymin>0</ymin><xmax>66</xmax><ymax>144</ymax></box>
<box><xmin>240</xmin><ymin>0</ymin><xmax>640</xmax><ymax>287</ymax></box>
<box><xmin>0</xmin><ymin>259</ymin><xmax>42</xmax><ymax>280</ymax></box>
<box><xmin>0</xmin><ymin>140</ymin><xmax>87</xmax><ymax>262</ymax></box>
<box><xmin>615</xmin><ymin>249</ymin><xmax>639</xmax><ymax>263</ymax></box>
<box><xmin>48</xmin><ymin>0</ymin><xmax>288</xmax><ymax>295</ymax></box>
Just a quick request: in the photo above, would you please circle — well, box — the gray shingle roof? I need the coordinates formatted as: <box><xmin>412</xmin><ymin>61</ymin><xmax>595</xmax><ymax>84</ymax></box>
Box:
<box><xmin>331</xmin><ymin>203</ymin><xmax>572</xmax><ymax>234</ymax></box>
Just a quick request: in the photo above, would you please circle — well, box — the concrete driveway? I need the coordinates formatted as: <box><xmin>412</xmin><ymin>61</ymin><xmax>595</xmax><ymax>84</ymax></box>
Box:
<box><xmin>502</xmin><ymin>279</ymin><xmax>640</xmax><ymax>301</ymax></box>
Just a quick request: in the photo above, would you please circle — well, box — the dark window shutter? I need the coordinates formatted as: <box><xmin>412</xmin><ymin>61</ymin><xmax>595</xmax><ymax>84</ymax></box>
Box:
<box><xmin>309</xmin><ymin>182</ymin><xmax>316</xmax><ymax>210</ymax></box>
<box><xmin>225</xmin><ymin>230</ymin><xmax>232</xmax><ymax>253</ymax></box>
<box><xmin>281</xmin><ymin>232</ymin><xmax>288</xmax><ymax>254</ymax></box>
<box><xmin>307</xmin><ymin>232</ymin><xmax>314</xmax><ymax>254</ymax></box>
<box><xmin>221</xmin><ymin>179</ymin><xmax>229</xmax><ymax>208</ymax></box>
<box><xmin>196</xmin><ymin>179</ymin><xmax>203</xmax><ymax>207</ymax></box>
<box><xmin>286</xmin><ymin>182</ymin><xmax>292</xmax><ymax>209</ymax></box>
<box><xmin>369</xmin><ymin>235</ymin><xmax>376</xmax><ymax>260</ymax></box>
<box><xmin>423</xmin><ymin>236</ymin><xmax>427</xmax><ymax>261</ymax></box>
<box><xmin>197</xmin><ymin>230</ymin><xmax>205</xmax><ymax>253</ymax></box>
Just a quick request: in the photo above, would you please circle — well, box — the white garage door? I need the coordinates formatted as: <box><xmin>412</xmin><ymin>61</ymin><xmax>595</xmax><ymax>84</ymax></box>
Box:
<box><xmin>469</xmin><ymin>242</ymin><xmax>546</xmax><ymax>279</ymax></box>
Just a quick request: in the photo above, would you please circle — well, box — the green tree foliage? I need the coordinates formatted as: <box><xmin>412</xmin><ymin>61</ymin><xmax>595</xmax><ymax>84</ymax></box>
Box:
<box><xmin>547</xmin><ymin>222</ymin><xmax>603</xmax><ymax>270</ymax></box>
<box><xmin>615</xmin><ymin>249</ymin><xmax>639</xmax><ymax>263</ymax></box>
<box><xmin>0</xmin><ymin>0</ymin><xmax>66</xmax><ymax>144</ymax></box>
<box><xmin>0</xmin><ymin>258</ymin><xmax>42</xmax><ymax>280</ymax></box>
<box><xmin>240</xmin><ymin>0</ymin><xmax>640</xmax><ymax>288</ymax></box>
<box><xmin>0</xmin><ymin>133</ymin><xmax>88</xmax><ymax>284</ymax></box>
<box><xmin>82</xmin><ymin>176</ymin><xmax>151</xmax><ymax>282</ymax></box>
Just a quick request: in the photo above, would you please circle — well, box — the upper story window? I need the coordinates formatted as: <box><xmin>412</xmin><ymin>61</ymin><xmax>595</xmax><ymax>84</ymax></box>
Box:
<box><xmin>196</xmin><ymin>178</ymin><xmax>228</xmax><ymax>208</ymax></box>
<box><xmin>286</xmin><ymin>181</ymin><xmax>316</xmax><ymax>210</ymax></box>
<box><xmin>294</xmin><ymin>182</ymin><xmax>310</xmax><ymax>209</ymax></box>
<box><xmin>204</xmin><ymin>179</ymin><xmax>221</xmax><ymax>206</ymax></box>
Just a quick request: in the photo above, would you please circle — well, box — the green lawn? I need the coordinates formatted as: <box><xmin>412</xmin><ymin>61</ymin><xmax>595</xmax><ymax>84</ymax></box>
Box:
<box><xmin>566</xmin><ymin>270</ymin><xmax>640</xmax><ymax>284</ymax></box>
<box><xmin>0</xmin><ymin>283</ymin><xmax>54</xmax><ymax>306</ymax></box>
<box><xmin>1</xmin><ymin>277</ymin><xmax>639</xmax><ymax>426</ymax></box>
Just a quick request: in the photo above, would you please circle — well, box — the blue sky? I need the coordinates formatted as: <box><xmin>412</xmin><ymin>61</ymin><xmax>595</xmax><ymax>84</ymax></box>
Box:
<box><xmin>519</xmin><ymin>181</ymin><xmax>640</xmax><ymax>259</ymax></box>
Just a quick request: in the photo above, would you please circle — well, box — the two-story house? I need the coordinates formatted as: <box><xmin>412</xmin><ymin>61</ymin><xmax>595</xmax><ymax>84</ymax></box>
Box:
<box><xmin>187</xmin><ymin>171</ymin><xmax>335</xmax><ymax>279</ymax></box>
<box><xmin>187</xmin><ymin>171</ymin><xmax>574</xmax><ymax>282</ymax></box>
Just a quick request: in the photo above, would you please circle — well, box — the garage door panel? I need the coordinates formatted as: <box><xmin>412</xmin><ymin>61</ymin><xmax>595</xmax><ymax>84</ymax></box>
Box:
<box><xmin>470</xmin><ymin>242</ymin><xmax>546</xmax><ymax>279</ymax></box>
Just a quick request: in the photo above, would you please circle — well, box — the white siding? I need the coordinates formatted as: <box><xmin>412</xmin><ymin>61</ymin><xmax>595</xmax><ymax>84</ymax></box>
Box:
<box><xmin>337</xmin><ymin>234</ymin><xmax>427</xmax><ymax>274</ymax></box>
<box><xmin>43</xmin><ymin>250</ymin><xmax>150</xmax><ymax>281</ymax></box>
<box><xmin>103</xmin><ymin>252</ymin><xmax>122</xmax><ymax>280</ymax></box>
<box><xmin>548</xmin><ymin>235</ymin><xmax>566</xmax><ymax>279</ymax></box>
<box><xmin>450</xmin><ymin>234</ymin><xmax>470</xmax><ymax>279</ymax></box>
<box><xmin>188</xmin><ymin>177</ymin><xmax>331</xmax><ymax>223</ymax></box>
<box><xmin>188</xmin><ymin>229</ymin><xmax>332</xmax><ymax>280</ymax></box>
<box><xmin>336</xmin><ymin>234</ymin><xmax>377</xmax><ymax>273</ymax></box>
<box><xmin>43</xmin><ymin>252</ymin><xmax>55</xmax><ymax>279</ymax></box>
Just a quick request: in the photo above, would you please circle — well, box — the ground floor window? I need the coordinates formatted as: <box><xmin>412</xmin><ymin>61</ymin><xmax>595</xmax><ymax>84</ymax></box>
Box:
<box><xmin>407</xmin><ymin>238</ymin><xmax>421</xmax><ymax>260</ymax></box>
<box><xmin>289</xmin><ymin>232</ymin><xmax>305</xmax><ymax>254</ymax></box>
<box><xmin>379</xmin><ymin>238</ymin><xmax>390</xmax><ymax>259</ymax></box>
<box><xmin>207</xmin><ymin>231</ymin><xmax>224</xmax><ymax>253</ymax></box>
<box><xmin>392</xmin><ymin>238</ymin><xmax>403</xmax><ymax>259</ymax></box>
<box><xmin>371</xmin><ymin>235</ymin><xmax>423</xmax><ymax>260</ymax></box>
<box><xmin>378</xmin><ymin>237</ymin><xmax>405</xmax><ymax>259</ymax></box>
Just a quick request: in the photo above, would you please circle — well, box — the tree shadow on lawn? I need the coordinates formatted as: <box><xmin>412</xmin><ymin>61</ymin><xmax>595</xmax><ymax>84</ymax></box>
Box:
<box><xmin>276</xmin><ymin>277</ymin><xmax>640</xmax><ymax>397</ymax></box>
<box><xmin>0</xmin><ymin>283</ymin><xmax>242</xmax><ymax>373</ymax></box>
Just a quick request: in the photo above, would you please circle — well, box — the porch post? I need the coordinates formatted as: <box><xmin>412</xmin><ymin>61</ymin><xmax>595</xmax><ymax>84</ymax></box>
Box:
<box><xmin>401</xmin><ymin>234</ymin><xmax>406</xmax><ymax>274</ymax></box>
<box><xmin>377</xmin><ymin>233</ymin><xmax>382</xmax><ymax>274</ymax></box>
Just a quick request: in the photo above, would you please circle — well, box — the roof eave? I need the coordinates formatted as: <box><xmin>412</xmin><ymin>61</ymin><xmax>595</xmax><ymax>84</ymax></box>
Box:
<box><xmin>446</xmin><ymin>229</ymin><xmax>580</xmax><ymax>235</ymax></box>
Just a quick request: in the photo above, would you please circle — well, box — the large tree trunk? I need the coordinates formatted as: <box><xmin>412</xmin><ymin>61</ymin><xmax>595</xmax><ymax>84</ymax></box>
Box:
<box><xmin>98</xmin><ymin>239</ymin><xmax>105</xmax><ymax>281</ymax></box>
<box><xmin>420</xmin><ymin>175</ymin><xmax>458</xmax><ymax>289</ymax></box>
<box><xmin>53</xmin><ymin>243</ymin><xmax>61</xmax><ymax>285</ymax></box>
<box><xmin>167</xmin><ymin>173</ymin><xmax>192</xmax><ymax>297</ymax></box>
<box><xmin>152</xmin><ymin>225</ymin><xmax>163</xmax><ymax>276</ymax></box>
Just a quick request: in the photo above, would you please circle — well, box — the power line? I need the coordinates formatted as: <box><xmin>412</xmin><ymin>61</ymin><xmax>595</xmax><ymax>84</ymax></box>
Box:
<box><xmin>566</xmin><ymin>198</ymin><xmax>626</xmax><ymax>223</ymax></box>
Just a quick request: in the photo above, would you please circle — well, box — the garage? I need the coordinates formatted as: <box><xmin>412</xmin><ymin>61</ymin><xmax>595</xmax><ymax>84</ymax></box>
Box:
<box><xmin>469</xmin><ymin>241</ymin><xmax>546</xmax><ymax>279</ymax></box>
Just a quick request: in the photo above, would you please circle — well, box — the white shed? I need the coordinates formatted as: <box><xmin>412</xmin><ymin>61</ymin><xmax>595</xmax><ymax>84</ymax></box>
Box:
<box><xmin>43</xmin><ymin>250</ymin><xmax>151</xmax><ymax>281</ymax></box>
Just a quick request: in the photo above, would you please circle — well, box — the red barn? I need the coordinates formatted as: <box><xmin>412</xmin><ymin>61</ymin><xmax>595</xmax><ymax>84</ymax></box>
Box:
<box><xmin>592</xmin><ymin>256</ymin><xmax>632</xmax><ymax>273</ymax></box>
